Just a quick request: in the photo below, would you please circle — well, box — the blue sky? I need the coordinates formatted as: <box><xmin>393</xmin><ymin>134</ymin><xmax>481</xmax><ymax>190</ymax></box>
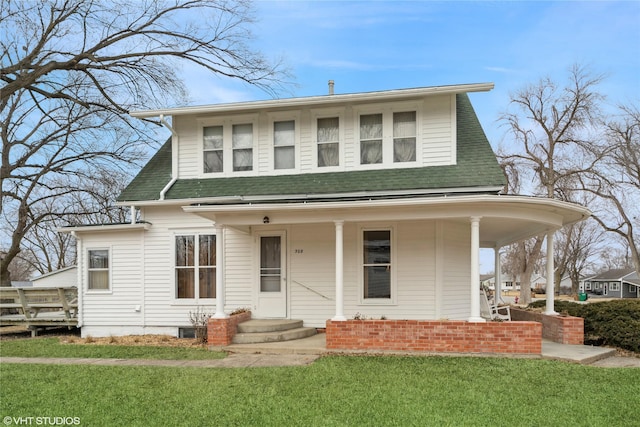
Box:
<box><xmin>181</xmin><ymin>0</ymin><xmax>639</xmax><ymax>272</ymax></box>
<box><xmin>184</xmin><ymin>0</ymin><xmax>640</xmax><ymax>147</ymax></box>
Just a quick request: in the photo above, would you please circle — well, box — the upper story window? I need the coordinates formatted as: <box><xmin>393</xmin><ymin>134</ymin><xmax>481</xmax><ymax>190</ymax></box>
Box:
<box><xmin>274</xmin><ymin>120</ymin><xmax>295</xmax><ymax>170</ymax></box>
<box><xmin>393</xmin><ymin>111</ymin><xmax>416</xmax><ymax>162</ymax></box>
<box><xmin>88</xmin><ymin>249</ymin><xmax>110</xmax><ymax>291</ymax></box>
<box><xmin>317</xmin><ymin>117</ymin><xmax>340</xmax><ymax>167</ymax></box>
<box><xmin>232</xmin><ymin>124</ymin><xmax>253</xmax><ymax>171</ymax></box>
<box><xmin>203</xmin><ymin>126</ymin><xmax>224</xmax><ymax>173</ymax></box>
<box><xmin>201</xmin><ymin>116</ymin><xmax>256</xmax><ymax>175</ymax></box>
<box><xmin>360</xmin><ymin>114</ymin><xmax>383</xmax><ymax>164</ymax></box>
<box><xmin>359</xmin><ymin>109</ymin><xmax>418</xmax><ymax>166</ymax></box>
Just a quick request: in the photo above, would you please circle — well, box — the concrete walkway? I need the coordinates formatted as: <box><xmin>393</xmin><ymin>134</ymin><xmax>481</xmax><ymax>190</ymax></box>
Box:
<box><xmin>2</xmin><ymin>334</ymin><xmax>638</xmax><ymax>368</ymax></box>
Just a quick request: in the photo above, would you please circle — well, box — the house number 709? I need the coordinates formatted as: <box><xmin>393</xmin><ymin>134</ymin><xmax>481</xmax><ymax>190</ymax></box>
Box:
<box><xmin>294</xmin><ymin>249</ymin><xmax>304</xmax><ymax>254</ymax></box>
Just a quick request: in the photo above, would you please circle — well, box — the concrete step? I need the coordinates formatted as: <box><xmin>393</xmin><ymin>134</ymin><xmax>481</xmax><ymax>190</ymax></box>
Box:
<box><xmin>232</xmin><ymin>326</ymin><xmax>317</xmax><ymax>344</ymax></box>
<box><xmin>237</xmin><ymin>319</ymin><xmax>303</xmax><ymax>333</ymax></box>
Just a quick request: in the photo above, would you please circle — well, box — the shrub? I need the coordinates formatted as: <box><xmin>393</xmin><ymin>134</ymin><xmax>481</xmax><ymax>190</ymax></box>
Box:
<box><xmin>527</xmin><ymin>299</ymin><xmax>640</xmax><ymax>352</ymax></box>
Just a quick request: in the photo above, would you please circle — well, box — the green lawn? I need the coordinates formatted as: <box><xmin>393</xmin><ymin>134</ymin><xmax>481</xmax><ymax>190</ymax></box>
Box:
<box><xmin>1</xmin><ymin>355</ymin><xmax>639</xmax><ymax>426</ymax></box>
<box><xmin>0</xmin><ymin>337</ymin><xmax>225</xmax><ymax>360</ymax></box>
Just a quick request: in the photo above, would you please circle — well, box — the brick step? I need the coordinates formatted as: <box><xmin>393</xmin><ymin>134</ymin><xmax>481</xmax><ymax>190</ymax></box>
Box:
<box><xmin>232</xmin><ymin>326</ymin><xmax>317</xmax><ymax>344</ymax></box>
<box><xmin>237</xmin><ymin>319</ymin><xmax>303</xmax><ymax>333</ymax></box>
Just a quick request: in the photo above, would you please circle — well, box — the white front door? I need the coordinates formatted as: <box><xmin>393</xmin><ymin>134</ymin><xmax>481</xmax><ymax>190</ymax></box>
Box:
<box><xmin>255</xmin><ymin>232</ymin><xmax>287</xmax><ymax>318</ymax></box>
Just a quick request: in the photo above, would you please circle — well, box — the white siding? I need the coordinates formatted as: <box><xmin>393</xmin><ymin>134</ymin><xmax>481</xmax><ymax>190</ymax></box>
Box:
<box><xmin>440</xmin><ymin>221</ymin><xmax>471</xmax><ymax>319</ymax></box>
<box><xmin>32</xmin><ymin>267</ymin><xmax>77</xmax><ymax>288</ymax></box>
<box><xmin>80</xmin><ymin>231</ymin><xmax>144</xmax><ymax>334</ymax></box>
<box><xmin>172</xmin><ymin>95</ymin><xmax>456</xmax><ymax>179</ymax></box>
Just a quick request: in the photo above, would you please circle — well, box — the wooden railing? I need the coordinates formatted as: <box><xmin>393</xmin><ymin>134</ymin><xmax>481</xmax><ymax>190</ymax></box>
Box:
<box><xmin>0</xmin><ymin>287</ymin><xmax>78</xmax><ymax>333</ymax></box>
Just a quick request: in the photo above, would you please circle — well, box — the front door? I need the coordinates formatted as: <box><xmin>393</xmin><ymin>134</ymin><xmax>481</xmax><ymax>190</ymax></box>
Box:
<box><xmin>255</xmin><ymin>232</ymin><xmax>287</xmax><ymax>318</ymax></box>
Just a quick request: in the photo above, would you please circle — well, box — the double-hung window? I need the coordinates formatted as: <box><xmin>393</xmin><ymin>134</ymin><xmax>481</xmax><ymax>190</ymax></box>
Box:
<box><xmin>202</xmin><ymin>118</ymin><xmax>255</xmax><ymax>174</ymax></box>
<box><xmin>232</xmin><ymin>124</ymin><xmax>253</xmax><ymax>171</ymax></box>
<box><xmin>317</xmin><ymin>117</ymin><xmax>340</xmax><ymax>167</ymax></box>
<box><xmin>203</xmin><ymin>126</ymin><xmax>224</xmax><ymax>173</ymax></box>
<box><xmin>274</xmin><ymin>120</ymin><xmax>295</xmax><ymax>169</ymax></box>
<box><xmin>175</xmin><ymin>234</ymin><xmax>216</xmax><ymax>299</ymax></box>
<box><xmin>359</xmin><ymin>110</ymin><xmax>417</xmax><ymax>165</ymax></box>
<box><xmin>88</xmin><ymin>249</ymin><xmax>110</xmax><ymax>290</ymax></box>
<box><xmin>362</xmin><ymin>229</ymin><xmax>392</xmax><ymax>300</ymax></box>
<box><xmin>393</xmin><ymin>111</ymin><xmax>416</xmax><ymax>162</ymax></box>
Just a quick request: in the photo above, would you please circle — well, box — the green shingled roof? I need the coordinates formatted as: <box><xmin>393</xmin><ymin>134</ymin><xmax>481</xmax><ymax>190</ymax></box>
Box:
<box><xmin>118</xmin><ymin>93</ymin><xmax>506</xmax><ymax>203</ymax></box>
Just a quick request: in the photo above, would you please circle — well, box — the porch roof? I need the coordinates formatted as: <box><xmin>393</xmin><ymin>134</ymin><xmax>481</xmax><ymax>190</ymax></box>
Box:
<box><xmin>184</xmin><ymin>194</ymin><xmax>591</xmax><ymax>248</ymax></box>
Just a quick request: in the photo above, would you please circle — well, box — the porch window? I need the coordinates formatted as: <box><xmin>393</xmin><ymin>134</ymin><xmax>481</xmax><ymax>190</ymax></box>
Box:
<box><xmin>317</xmin><ymin>117</ymin><xmax>339</xmax><ymax>167</ymax></box>
<box><xmin>362</xmin><ymin>230</ymin><xmax>391</xmax><ymax>299</ymax></box>
<box><xmin>175</xmin><ymin>234</ymin><xmax>216</xmax><ymax>299</ymax></box>
<box><xmin>232</xmin><ymin>123</ymin><xmax>253</xmax><ymax>171</ymax></box>
<box><xmin>393</xmin><ymin>111</ymin><xmax>416</xmax><ymax>162</ymax></box>
<box><xmin>609</xmin><ymin>282</ymin><xmax>620</xmax><ymax>292</ymax></box>
<box><xmin>88</xmin><ymin>249</ymin><xmax>109</xmax><ymax>290</ymax></box>
<box><xmin>274</xmin><ymin>120</ymin><xmax>295</xmax><ymax>169</ymax></box>
<box><xmin>203</xmin><ymin>126</ymin><xmax>223</xmax><ymax>173</ymax></box>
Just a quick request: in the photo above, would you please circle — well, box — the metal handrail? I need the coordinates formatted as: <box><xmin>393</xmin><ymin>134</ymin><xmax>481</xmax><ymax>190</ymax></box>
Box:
<box><xmin>291</xmin><ymin>280</ymin><xmax>334</xmax><ymax>301</ymax></box>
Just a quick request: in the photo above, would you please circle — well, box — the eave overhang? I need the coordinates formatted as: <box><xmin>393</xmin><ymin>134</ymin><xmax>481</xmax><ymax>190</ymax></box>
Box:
<box><xmin>58</xmin><ymin>222</ymin><xmax>151</xmax><ymax>234</ymax></box>
<box><xmin>182</xmin><ymin>195</ymin><xmax>590</xmax><ymax>248</ymax></box>
<box><xmin>130</xmin><ymin>83</ymin><xmax>494</xmax><ymax>118</ymax></box>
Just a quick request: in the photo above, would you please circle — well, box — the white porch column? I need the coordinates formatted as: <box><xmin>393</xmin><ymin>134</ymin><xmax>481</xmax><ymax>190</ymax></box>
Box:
<box><xmin>332</xmin><ymin>220</ymin><xmax>346</xmax><ymax>321</ymax></box>
<box><xmin>494</xmin><ymin>247</ymin><xmax>502</xmax><ymax>304</ymax></box>
<box><xmin>545</xmin><ymin>231</ymin><xmax>557</xmax><ymax>315</ymax></box>
<box><xmin>469</xmin><ymin>216</ymin><xmax>485</xmax><ymax>322</ymax></box>
<box><xmin>213</xmin><ymin>224</ymin><xmax>228</xmax><ymax>318</ymax></box>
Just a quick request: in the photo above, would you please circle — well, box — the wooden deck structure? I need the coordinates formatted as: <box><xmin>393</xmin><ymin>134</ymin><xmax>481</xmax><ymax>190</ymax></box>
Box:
<box><xmin>0</xmin><ymin>287</ymin><xmax>78</xmax><ymax>336</ymax></box>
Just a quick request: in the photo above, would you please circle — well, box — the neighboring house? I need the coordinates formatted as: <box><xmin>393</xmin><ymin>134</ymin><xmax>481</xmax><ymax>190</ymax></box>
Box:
<box><xmin>584</xmin><ymin>268</ymin><xmax>639</xmax><ymax>298</ymax></box>
<box><xmin>60</xmin><ymin>83</ymin><xmax>590</xmax><ymax>338</ymax></box>
<box><xmin>10</xmin><ymin>281</ymin><xmax>33</xmax><ymax>288</ymax></box>
<box><xmin>31</xmin><ymin>266</ymin><xmax>78</xmax><ymax>288</ymax></box>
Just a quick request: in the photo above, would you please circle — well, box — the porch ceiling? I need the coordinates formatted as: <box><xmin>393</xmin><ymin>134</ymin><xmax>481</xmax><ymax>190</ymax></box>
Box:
<box><xmin>183</xmin><ymin>194</ymin><xmax>590</xmax><ymax>248</ymax></box>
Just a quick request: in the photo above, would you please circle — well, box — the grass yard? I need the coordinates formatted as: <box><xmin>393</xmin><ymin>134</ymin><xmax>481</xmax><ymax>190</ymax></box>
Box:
<box><xmin>1</xmin><ymin>355</ymin><xmax>639</xmax><ymax>426</ymax></box>
<box><xmin>0</xmin><ymin>337</ymin><xmax>225</xmax><ymax>360</ymax></box>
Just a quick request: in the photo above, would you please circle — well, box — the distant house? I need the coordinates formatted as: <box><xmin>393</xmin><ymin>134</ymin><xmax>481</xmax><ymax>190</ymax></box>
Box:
<box><xmin>584</xmin><ymin>268</ymin><xmax>639</xmax><ymax>298</ymax></box>
<box><xmin>31</xmin><ymin>266</ymin><xmax>77</xmax><ymax>288</ymax></box>
<box><xmin>10</xmin><ymin>281</ymin><xmax>33</xmax><ymax>288</ymax></box>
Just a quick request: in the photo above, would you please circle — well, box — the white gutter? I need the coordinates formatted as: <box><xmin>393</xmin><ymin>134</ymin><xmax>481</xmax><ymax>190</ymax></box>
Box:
<box><xmin>159</xmin><ymin>114</ymin><xmax>178</xmax><ymax>201</ymax></box>
<box><xmin>130</xmin><ymin>83</ymin><xmax>494</xmax><ymax>118</ymax></box>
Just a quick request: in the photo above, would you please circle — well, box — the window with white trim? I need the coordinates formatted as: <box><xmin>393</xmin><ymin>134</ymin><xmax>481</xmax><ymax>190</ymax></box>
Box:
<box><xmin>609</xmin><ymin>282</ymin><xmax>620</xmax><ymax>291</ymax></box>
<box><xmin>274</xmin><ymin>120</ymin><xmax>295</xmax><ymax>169</ymax></box>
<box><xmin>359</xmin><ymin>110</ymin><xmax>417</xmax><ymax>165</ymax></box>
<box><xmin>317</xmin><ymin>117</ymin><xmax>340</xmax><ymax>167</ymax></box>
<box><xmin>201</xmin><ymin>118</ymin><xmax>256</xmax><ymax>175</ymax></box>
<box><xmin>88</xmin><ymin>249</ymin><xmax>110</xmax><ymax>290</ymax></box>
<box><xmin>203</xmin><ymin>126</ymin><xmax>224</xmax><ymax>173</ymax></box>
<box><xmin>175</xmin><ymin>234</ymin><xmax>216</xmax><ymax>299</ymax></box>
<box><xmin>362</xmin><ymin>229</ymin><xmax>392</xmax><ymax>300</ymax></box>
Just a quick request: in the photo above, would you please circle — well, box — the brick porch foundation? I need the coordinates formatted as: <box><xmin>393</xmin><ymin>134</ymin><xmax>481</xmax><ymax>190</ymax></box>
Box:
<box><xmin>510</xmin><ymin>308</ymin><xmax>584</xmax><ymax>345</ymax></box>
<box><xmin>207</xmin><ymin>311</ymin><xmax>252</xmax><ymax>346</ymax></box>
<box><xmin>326</xmin><ymin>319</ymin><xmax>542</xmax><ymax>354</ymax></box>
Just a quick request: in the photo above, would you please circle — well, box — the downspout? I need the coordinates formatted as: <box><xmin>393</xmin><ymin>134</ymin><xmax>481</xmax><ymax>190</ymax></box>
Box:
<box><xmin>159</xmin><ymin>114</ymin><xmax>179</xmax><ymax>201</ymax></box>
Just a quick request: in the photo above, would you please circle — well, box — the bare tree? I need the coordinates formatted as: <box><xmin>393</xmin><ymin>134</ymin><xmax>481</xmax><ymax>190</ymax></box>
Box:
<box><xmin>499</xmin><ymin>64</ymin><xmax>605</xmax><ymax>304</ymax></box>
<box><xmin>1</xmin><ymin>0</ymin><xmax>288</xmax><ymax>286</ymax></box>
<box><xmin>579</xmin><ymin>102</ymin><xmax>640</xmax><ymax>275</ymax></box>
<box><xmin>553</xmin><ymin>219</ymin><xmax>604</xmax><ymax>293</ymax></box>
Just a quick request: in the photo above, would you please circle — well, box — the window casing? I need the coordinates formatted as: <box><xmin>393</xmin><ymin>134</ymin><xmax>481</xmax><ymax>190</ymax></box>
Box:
<box><xmin>317</xmin><ymin>117</ymin><xmax>340</xmax><ymax>167</ymax></box>
<box><xmin>200</xmin><ymin>116</ymin><xmax>256</xmax><ymax>176</ymax></box>
<box><xmin>609</xmin><ymin>282</ymin><xmax>620</xmax><ymax>291</ymax></box>
<box><xmin>358</xmin><ymin>107</ymin><xmax>419</xmax><ymax>167</ymax></box>
<box><xmin>360</xmin><ymin>228</ymin><xmax>394</xmax><ymax>303</ymax></box>
<box><xmin>274</xmin><ymin>120</ymin><xmax>296</xmax><ymax>170</ymax></box>
<box><xmin>175</xmin><ymin>234</ymin><xmax>216</xmax><ymax>299</ymax></box>
<box><xmin>88</xmin><ymin>249</ymin><xmax>110</xmax><ymax>291</ymax></box>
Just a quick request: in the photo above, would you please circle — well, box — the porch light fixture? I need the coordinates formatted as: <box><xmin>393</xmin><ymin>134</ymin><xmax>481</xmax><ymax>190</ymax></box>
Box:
<box><xmin>263</xmin><ymin>216</ymin><xmax>270</xmax><ymax>224</ymax></box>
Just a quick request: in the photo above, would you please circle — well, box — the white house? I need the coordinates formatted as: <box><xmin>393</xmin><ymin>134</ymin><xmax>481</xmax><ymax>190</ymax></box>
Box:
<box><xmin>60</xmin><ymin>83</ymin><xmax>590</xmax><ymax>339</ymax></box>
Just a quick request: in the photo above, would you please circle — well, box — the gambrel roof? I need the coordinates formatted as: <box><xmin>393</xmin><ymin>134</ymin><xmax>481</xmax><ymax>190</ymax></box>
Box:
<box><xmin>118</xmin><ymin>93</ymin><xmax>506</xmax><ymax>203</ymax></box>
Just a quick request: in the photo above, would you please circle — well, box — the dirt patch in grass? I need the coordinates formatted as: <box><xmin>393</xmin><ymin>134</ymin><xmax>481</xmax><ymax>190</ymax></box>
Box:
<box><xmin>60</xmin><ymin>334</ymin><xmax>204</xmax><ymax>348</ymax></box>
